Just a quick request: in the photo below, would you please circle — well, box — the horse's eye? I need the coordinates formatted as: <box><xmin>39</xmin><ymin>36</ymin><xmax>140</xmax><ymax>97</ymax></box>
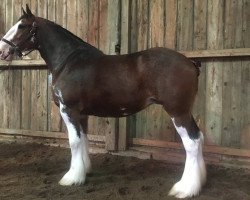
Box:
<box><xmin>18</xmin><ymin>24</ymin><xmax>29</xmax><ymax>29</ymax></box>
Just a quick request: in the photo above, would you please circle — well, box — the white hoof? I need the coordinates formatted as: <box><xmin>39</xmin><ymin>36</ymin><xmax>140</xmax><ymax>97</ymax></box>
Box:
<box><xmin>59</xmin><ymin>169</ymin><xmax>86</xmax><ymax>186</ymax></box>
<box><xmin>169</xmin><ymin>158</ymin><xmax>206</xmax><ymax>198</ymax></box>
<box><xmin>169</xmin><ymin>180</ymin><xmax>201</xmax><ymax>199</ymax></box>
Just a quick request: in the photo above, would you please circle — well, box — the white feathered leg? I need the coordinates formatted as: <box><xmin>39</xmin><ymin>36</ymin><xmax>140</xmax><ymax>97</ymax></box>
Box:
<box><xmin>169</xmin><ymin>118</ymin><xmax>206</xmax><ymax>198</ymax></box>
<box><xmin>59</xmin><ymin>102</ymin><xmax>91</xmax><ymax>186</ymax></box>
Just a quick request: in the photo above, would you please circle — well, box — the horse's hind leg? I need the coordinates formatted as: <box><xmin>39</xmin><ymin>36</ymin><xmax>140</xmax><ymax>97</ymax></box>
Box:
<box><xmin>169</xmin><ymin>113</ymin><xmax>206</xmax><ymax>198</ymax></box>
<box><xmin>58</xmin><ymin>102</ymin><xmax>90</xmax><ymax>186</ymax></box>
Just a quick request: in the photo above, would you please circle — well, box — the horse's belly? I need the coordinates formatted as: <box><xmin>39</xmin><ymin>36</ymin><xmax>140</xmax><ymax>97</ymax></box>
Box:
<box><xmin>81</xmin><ymin>97</ymin><xmax>152</xmax><ymax>118</ymax></box>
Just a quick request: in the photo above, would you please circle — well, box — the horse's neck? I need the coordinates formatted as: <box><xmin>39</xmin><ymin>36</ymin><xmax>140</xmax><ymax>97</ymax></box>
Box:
<box><xmin>36</xmin><ymin>18</ymin><xmax>103</xmax><ymax>73</ymax></box>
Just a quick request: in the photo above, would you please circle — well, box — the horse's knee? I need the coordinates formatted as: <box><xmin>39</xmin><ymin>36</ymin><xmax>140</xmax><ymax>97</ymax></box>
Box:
<box><xmin>172</xmin><ymin>114</ymin><xmax>200</xmax><ymax>140</ymax></box>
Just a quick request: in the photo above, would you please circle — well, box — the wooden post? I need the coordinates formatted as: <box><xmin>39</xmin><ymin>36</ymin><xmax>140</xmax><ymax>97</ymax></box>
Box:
<box><xmin>105</xmin><ymin>0</ymin><xmax>121</xmax><ymax>151</ymax></box>
<box><xmin>117</xmin><ymin>0</ymin><xmax>131</xmax><ymax>151</ymax></box>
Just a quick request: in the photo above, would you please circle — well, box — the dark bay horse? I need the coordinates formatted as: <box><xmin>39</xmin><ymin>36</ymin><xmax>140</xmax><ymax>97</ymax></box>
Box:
<box><xmin>0</xmin><ymin>5</ymin><xmax>206</xmax><ymax>198</ymax></box>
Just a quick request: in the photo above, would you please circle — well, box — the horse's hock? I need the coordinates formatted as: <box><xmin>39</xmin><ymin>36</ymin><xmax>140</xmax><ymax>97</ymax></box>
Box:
<box><xmin>0</xmin><ymin>1</ymin><xmax>249</xmax><ymax>200</ymax></box>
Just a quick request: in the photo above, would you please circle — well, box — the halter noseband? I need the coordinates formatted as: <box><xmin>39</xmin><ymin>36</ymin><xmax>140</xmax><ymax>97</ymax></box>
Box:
<box><xmin>1</xmin><ymin>22</ymin><xmax>38</xmax><ymax>58</ymax></box>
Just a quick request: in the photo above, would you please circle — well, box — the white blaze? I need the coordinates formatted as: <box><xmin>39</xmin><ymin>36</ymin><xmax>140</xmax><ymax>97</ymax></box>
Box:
<box><xmin>0</xmin><ymin>21</ymin><xmax>22</xmax><ymax>51</ymax></box>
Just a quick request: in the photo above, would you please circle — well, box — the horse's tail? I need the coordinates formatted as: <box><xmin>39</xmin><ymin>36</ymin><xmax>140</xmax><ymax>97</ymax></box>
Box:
<box><xmin>191</xmin><ymin>59</ymin><xmax>201</xmax><ymax>76</ymax></box>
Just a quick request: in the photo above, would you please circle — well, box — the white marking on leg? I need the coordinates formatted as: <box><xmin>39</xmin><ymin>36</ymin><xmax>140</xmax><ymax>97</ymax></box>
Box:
<box><xmin>59</xmin><ymin>102</ymin><xmax>91</xmax><ymax>186</ymax></box>
<box><xmin>169</xmin><ymin>118</ymin><xmax>206</xmax><ymax>198</ymax></box>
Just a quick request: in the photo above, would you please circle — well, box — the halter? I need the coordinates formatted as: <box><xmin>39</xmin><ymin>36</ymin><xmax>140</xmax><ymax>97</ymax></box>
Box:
<box><xmin>1</xmin><ymin>22</ymin><xmax>38</xmax><ymax>58</ymax></box>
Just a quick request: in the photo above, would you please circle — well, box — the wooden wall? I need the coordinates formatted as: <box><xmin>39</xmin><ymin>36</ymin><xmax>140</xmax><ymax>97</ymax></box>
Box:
<box><xmin>0</xmin><ymin>0</ymin><xmax>249</xmax><ymax>157</ymax></box>
<box><xmin>127</xmin><ymin>0</ymin><xmax>250</xmax><ymax>150</ymax></box>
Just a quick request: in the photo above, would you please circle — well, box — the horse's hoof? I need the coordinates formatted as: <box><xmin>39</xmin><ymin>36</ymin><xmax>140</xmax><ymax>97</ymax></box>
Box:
<box><xmin>169</xmin><ymin>178</ymin><xmax>201</xmax><ymax>199</ymax></box>
<box><xmin>169</xmin><ymin>181</ymin><xmax>201</xmax><ymax>199</ymax></box>
<box><xmin>59</xmin><ymin>170</ymin><xmax>86</xmax><ymax>186</ymax></box>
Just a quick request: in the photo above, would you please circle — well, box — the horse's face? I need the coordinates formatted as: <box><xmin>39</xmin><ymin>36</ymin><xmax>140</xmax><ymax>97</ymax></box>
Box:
<box><xmin>0</xmin><ymin>5</ymin><xmax>36</xmax><ymax>61</ymax></box>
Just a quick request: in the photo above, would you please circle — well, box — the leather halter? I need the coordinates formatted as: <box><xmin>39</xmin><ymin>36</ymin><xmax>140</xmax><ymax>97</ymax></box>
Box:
<box><xmin>1</xmin><ymin>22</ymin><xmax>38</xmax><ymax>58</ymax></box>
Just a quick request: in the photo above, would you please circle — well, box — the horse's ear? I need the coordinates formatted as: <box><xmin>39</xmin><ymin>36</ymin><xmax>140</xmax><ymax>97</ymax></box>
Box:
<box><xmin>22</xmin><ymin>7</ymin><xmax>27</xmax><ymax>16</ymax></box>
<box><xmin>26</xmin><ymin>4</ymin><xmax>33</xmax><ymax>16</ymax></box>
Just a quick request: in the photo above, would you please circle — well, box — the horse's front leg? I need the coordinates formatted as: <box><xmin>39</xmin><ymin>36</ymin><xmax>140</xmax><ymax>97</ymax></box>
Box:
<box><xmin>58</xmin><ymin>102</ymin><xmax>91</xmax><ymax>186</ymax></box>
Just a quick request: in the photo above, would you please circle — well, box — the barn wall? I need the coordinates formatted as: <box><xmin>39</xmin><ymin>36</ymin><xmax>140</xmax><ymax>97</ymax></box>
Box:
<box><xmin>127</xmin><ymin>0</ymin><xmax>250</xmax><ymax>150</ymax></box>
<box><xmin>0</xmin><ymin>0</ymin><xmax>249</xmax><ymax>157</ymax></box>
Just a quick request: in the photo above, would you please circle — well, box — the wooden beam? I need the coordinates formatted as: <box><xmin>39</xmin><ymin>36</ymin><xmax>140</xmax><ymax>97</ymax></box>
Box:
<box><xmin>0</xmin><ymin>128</ymin><xmax>106</xmax><ymax>142</ymax></box>
<box><xmin>0</xmin><ymin>59</ymin><xmax>46</xmax><ymax>67</ymax></box>
<box><xmin>0</xmin><ymin>48</ymin><xmax>249</xmax><ymax>68</ymax></box>
<box><xmin>132</xmin><ymin>138</ymin><xmax>250</xmax><ymax>158</ymax></box>
<box><xmin>180</xmin><ymin>48</ymin><xmax>250</xmax><ymax>58</ymax></box>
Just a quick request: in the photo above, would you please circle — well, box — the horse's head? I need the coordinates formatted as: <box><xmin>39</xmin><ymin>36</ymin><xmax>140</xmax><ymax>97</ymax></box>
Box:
<box><xmin>0</xmin><ymin>5</ymin><xmax>38</xmax><ymax>61</ymax></box>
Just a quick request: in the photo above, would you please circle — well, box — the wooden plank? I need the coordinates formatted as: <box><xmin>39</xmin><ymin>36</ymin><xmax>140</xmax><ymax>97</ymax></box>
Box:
<box><xmin>76</xmin><ymin>0</ymin><xmax>88</xmax><ymax>41</ymax></box>
<box><xmin>87</xmin><ymin>0</ymin><xmax>102</xmax><ymax>137</ymax></box>
<box><xmin>131</xmin><ymin>138</ymin><xmax>250</xmax><ymax>158</ymax></box>
<box><xmin>88</xmin><ymin>0</ymin><xmax>110</xmax><ymax>137</ymax></box>
<box><xmin>222</xmin><ymin>0</ymin><xmax>243</xmax><ymax>148</ymax></box>
<box><xmin>55</xmin><ymin>0</ymin><xmax>67</xmax><ymax>27</ymax></box>
<box><xmin>192</xmin><ymin>0</ymin><xmax>207</xmax><ymax>133</ymax></box>
<box><xmin>176</xmin><ymin>0</ymin><xmax>193</xmax><ymax>51</ymax></box>
<box><xmin>3</xmin><ymin>0</ymin><xmax>11</xmax><ymax>128</ymax></box>
<box><xmin>118</xmin><ymin>0</ymin><xmax>131</xmax><ymax>150</ymax></box>
<box><xmin>179</xmin><ymin>48</ymin><xmax>250</xmax><ymax>58</ymax></box>
<box><xmin>105</xmin><ymin>0</ymin><xmax>121</xmax><ymax>151</ymax></box>
<box><xmin>0</xmin><ymin>1</ymin><xmax>6</xmax><ymax>128</ymax></box>
<box><xmin>174</xmin><ymin>0</ymin><xmax>194</xmax><ymax>142</ymax></box>
<box><xmin>37</xmin><ymin>1</ymin><xmax>48</xmax><ymax>131</ymax></box>
<box><xmin>130</xmin><ymin>0</ymin><xmax>138</xmax><ymax>52</ymax></box>
<box><xmin>87</xmin><ymin>0</ymin><xmax>99</xmax><ymax>47</ymax></box>
<box><xmin>0</xmin><ymin>48</ymin><xmax>249</xmax><ymax>68</ymax></box>
<box><xmin>148</xmin><ymin>0</ymin><xmax>166</xmax><ymax>142</ymax></box>
<box><xmin>165</xmin><ymin>0</ymin><xmax>177</xmax><ymax>49</ymax></box>
<box><xmin>47</xmin><ymin>0</ymin><xmax>58</xmax><ymax>132</ymax></box>
<box><xmin>30</xmin><ymin>1</ymin><xmax>48</xmax><ymax>131</ymax></box>
<box><xmin>30</xmin><ymin>0</ymin><xmax>39</xmax><ymax>130</ymax></box>
<box><xmin>205</xmin><ymin>0</ymin><xmax>224</xmax><ymax>145</ymax></box>
<box><xmin>120</xmin><ymin>0</ymin><xmax>131</xmax><ymax>54</ymax></box>
<box><xmin>51</xmin><ymin>0</ymin><xmax>67</xmax><ymax>133</ymax></box>
<box><xmin>67</xmin><ymin>0</ymin><xmax>77</xmax><ymax>35</ymax></box>
<box><xmin>134</xmin><ymin>0</ymin><xmax>149</xmax><ymax>139</ymax></box>
<box><xmin>8</xmin><ymin>0</ymin><xmax>22</xmax><ymax>128</ymax></box>
<box><xmin>241</xmin><ymin>0</ymin><xmax>250</xmax><ymax>149</ymax></box>
<box><xmin>99</xmin><ymin>0</ymin><xmax>108</xmax><ymax>52</ymax></box>
<box><xmin>21</xmin><ymin>0</ymin><xmax>31</xmax><ymax>130</ymax></box>
<box><xmin>0</xmin><ymin>59</ymin><xmax>46</xmax><ymax>66</ymax></box>
<box><xmin>137</xmin><ymin>0</ymin><xmax>149</xmax><ymax>51</ymax></box>
<box><xmin>0</xmin><ymin>128</ymin><xmax>106</xmax><ymax>142</ymax></box>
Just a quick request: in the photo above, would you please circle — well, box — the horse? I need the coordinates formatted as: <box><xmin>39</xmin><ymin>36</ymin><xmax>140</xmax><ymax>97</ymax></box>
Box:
<box><xmin>0</xmin><ymin>5</ymin><xmax>206</xmax><ymax>199</ymax></box>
